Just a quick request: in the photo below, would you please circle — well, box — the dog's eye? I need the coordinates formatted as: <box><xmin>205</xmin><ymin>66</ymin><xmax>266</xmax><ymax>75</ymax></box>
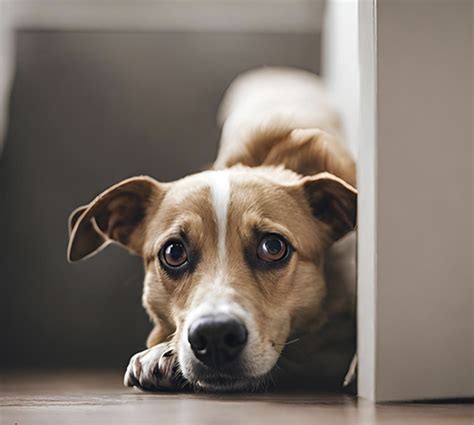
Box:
<box><xmin>257</xmin><ymin>234</ymin><xmax>288</xmax><ymax>262</ymax></box>
<box><xmin>161</xmin><ymin>240</ymin><xmax>188</xmax><ymax>268</ymax></box>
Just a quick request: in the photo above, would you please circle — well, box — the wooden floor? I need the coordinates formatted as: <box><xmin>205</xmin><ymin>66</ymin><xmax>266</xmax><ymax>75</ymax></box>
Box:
<box><xmin>1</xmin><ymin>372</ymin><xmax>472</xmax><ymax>425</ymax></box>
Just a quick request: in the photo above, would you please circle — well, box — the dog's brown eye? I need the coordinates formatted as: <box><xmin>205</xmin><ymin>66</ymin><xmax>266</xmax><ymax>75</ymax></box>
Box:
<box><xmin>162</xmin><ymin>241</ymin><xmax>188</xmax><ymax>268</ymax></box>
<box><xmin>257</xmin><ymin>234</ymin><xmax>288</xmax><ymax>262</ymax></box>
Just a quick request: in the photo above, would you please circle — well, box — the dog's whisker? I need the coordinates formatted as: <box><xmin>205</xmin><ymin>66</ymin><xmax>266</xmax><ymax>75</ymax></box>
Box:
<box><xmin>283</xmin><ymin>338</ymin><xmax>300</xmax><ymax>346</ymax></box>
<box><xmin>271</xmin><ymin>337</ymin><xmax>301</xmax><ymax>348</ymax></box>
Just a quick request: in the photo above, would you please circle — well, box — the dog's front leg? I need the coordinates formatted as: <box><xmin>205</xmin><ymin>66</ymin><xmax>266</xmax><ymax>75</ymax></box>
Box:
<box><xmin>124</xmin><ymin>341</ymin><xmax>183</xmax><ymax>391</ymax></box>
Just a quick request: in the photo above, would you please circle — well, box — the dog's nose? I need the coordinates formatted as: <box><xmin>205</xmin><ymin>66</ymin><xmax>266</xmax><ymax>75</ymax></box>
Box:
<box><xmin>188</xmin><ymin>314</ymin><xmax>248</xmax><ymax>368</ymax></box>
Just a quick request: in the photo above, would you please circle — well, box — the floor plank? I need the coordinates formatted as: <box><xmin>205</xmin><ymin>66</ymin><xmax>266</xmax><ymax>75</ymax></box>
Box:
<box><xmin>1</xmin><ymin>372</ymin><xmax>472</xmax><ymax>425</ymax></box>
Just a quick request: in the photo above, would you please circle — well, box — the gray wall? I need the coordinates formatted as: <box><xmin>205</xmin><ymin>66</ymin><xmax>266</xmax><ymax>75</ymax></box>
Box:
<box><xmin>0</xmin><ymin>31</ymin><xmax>319</xmax><ymax>370</ymax></box>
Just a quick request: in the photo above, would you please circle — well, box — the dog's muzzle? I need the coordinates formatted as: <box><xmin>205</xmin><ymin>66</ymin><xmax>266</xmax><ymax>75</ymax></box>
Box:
<box><xmin>187</xmin><ymin>313</ymin><xmax>248</xmax><ymax>369</ymax></box>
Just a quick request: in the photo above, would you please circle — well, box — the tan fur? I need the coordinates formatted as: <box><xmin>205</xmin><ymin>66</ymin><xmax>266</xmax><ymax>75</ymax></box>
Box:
<box><xmin>214</xmin><ymin>68</ymin><xmax>355</xmax><ymax>185</ymax></box>
<box><xmin>67</xmin><ymin>67</ymin><xmax>357</xmax><ymax>391</ymax></box>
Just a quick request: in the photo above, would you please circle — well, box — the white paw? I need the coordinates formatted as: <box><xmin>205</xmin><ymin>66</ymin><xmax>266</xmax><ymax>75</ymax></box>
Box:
<box><xmin>124</xmin><ymin>343</ymin><xmax>180</xmax><ymax>391</ymax></box>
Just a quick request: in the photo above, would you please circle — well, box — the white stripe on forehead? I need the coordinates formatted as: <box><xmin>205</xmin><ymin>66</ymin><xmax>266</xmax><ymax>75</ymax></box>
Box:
<box><xmin>203</xmin><ymin>171</ymin><xmax>230</xmax><ymax>265</ymax></box>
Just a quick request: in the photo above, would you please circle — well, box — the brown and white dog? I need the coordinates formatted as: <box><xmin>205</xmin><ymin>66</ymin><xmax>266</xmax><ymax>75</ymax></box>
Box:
<box><xmin>67</xmin><ymin>67</ymin><xmax>357</xmax><ymax>392</ymax></box>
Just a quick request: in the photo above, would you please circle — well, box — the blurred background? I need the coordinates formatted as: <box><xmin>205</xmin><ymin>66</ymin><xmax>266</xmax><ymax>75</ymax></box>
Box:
<box><xmin>0</xmin><ymin>0</ymin><xmax>359</xmax><ymax>371</ymax></box>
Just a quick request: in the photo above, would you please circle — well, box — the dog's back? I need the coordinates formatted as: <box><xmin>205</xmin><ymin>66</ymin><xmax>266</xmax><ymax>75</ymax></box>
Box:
<box><xmin>215</xmin><ymin>67</ymin><xmax>345</xmax><ymax>171</ymax></box>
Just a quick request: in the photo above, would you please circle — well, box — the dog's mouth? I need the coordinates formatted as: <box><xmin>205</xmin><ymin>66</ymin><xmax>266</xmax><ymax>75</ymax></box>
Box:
<box><xmin>184</xmin><ymin>362</ymin><xmax>271</xmax><ymax>392</ymax></box>
<box><xmin>193</xmin><ymin>372</ymin><xmax>268</xmax><ymax>392</ymax></box>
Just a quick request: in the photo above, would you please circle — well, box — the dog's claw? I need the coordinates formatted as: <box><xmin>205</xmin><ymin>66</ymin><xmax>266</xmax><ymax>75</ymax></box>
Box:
<box><xmin>124</xmin><ymin>343</ymin><xmax>181</xmax><ymax>391</ymax></box>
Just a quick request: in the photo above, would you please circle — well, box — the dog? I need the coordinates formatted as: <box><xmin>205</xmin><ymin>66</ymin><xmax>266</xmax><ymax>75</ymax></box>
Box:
<box><xmin>67</xmin><ymin>67</ymin><xmax>357</xmax><ymax>392</ymax></box>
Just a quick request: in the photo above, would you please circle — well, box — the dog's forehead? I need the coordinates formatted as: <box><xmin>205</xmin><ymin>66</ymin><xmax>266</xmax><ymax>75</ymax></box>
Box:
<box><xmin>146</xmin><ymin>167</ymin><xmax>309</xmax><ymax>251</ymax></box>
<box><xmin>165</xmin><ymin>168</ymin><xmax>297</xmax><ymax>217</ymax></box>
<box><xmin>160</xmin><ymin>167</ymin><xmax>301</xmax><ymax>214</ymax></box>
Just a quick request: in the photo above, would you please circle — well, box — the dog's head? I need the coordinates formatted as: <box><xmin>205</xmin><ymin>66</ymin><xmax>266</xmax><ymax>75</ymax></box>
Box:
<box><xmin>67</xmin><ymin>131</ymin><xmax>356</xmax><ymax>391</ymax></box>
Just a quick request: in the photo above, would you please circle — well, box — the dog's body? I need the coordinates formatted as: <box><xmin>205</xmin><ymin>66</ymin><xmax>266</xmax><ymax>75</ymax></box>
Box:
<box><xmin>68</xmin><ymin>67</ymin><xmax>357</xmax><ymax>392</ymax></box>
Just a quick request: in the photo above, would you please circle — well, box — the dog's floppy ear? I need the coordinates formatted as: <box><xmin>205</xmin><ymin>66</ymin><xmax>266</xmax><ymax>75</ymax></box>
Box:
<box><xmin>300</xmin><ymin>172</ymin><xmax>357</xmax><ymax>241</ymax></box>
<box><xmin>68</xmin><ymin>205</ymin><xmax>88</xmax><ymax>235</ymax></box>
<box><xmin>67</xmin><ymin>176</ymin><xmax>162</xmax><ymax>262</ymax></box>
<box><xmin>263</xmin><ymin>129</ymin><xmax>356</xmax><ymax>187</ymax></box>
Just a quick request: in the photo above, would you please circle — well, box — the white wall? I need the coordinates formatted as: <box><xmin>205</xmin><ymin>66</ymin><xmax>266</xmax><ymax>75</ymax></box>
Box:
<box><xmin>357</xmin><ymin>0</ymin><xmax>377</xmax><ymax>402</ymax></box>
<box><xmin>358</xmin><ymin>0</ymin><xmax>473</xmax><ymax>401</ymax></box>
<box><xmin>0</xmin><ymin>10</ymin><xmax>14</xmax><ymax>150</ymax></box>
<box><xmin>322</xmin><ymin>0</ymin><xmax>360</xmax><ymax>157</ymax></box>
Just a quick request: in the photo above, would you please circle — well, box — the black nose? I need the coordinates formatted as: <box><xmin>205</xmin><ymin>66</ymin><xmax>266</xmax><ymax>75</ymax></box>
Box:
<box><xmin>188</xmin><ymin>314</ymin><xmax>248</xmax><ymax>368</ymax></box>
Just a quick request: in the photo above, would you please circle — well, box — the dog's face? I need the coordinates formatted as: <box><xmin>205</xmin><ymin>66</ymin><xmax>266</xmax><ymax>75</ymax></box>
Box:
<box><xmin>68</xmin><ymin>166</ymin><xmax>356</xmax><ymax>391</ymax></box>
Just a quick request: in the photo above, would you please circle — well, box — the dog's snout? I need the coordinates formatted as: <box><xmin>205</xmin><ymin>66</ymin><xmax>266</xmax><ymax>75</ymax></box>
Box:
<box><xmin>187</xmin><ymin>314</ymin><xmax>248</xmax><ymax>368</ymax></box>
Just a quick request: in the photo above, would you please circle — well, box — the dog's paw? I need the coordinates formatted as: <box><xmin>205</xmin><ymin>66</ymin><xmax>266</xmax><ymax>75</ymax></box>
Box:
<box><xmin>124</xmin><ymin>343</ymin><xmax>182</xmax><ymax>391</ymax></box>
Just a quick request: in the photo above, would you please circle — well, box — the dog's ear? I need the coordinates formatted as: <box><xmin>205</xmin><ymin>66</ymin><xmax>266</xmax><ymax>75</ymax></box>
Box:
<box><xmin>68</xmin><ymin>205</ymin><xmax>88</xmax><ymax>236</ymax></box>
<box><xmin>67</xmin><ymin>176</ymin><xmax>162</xmax><ymax>262</ymax></box>
<box><xmin>263</xmin><ymin>129</ymin><xmax>356</xmax><ymax>187</ymax></box>
<box><xmin>300</xmin><ymin>172</ymin><xmax>357</xmax><ymax>241</ymax></box>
